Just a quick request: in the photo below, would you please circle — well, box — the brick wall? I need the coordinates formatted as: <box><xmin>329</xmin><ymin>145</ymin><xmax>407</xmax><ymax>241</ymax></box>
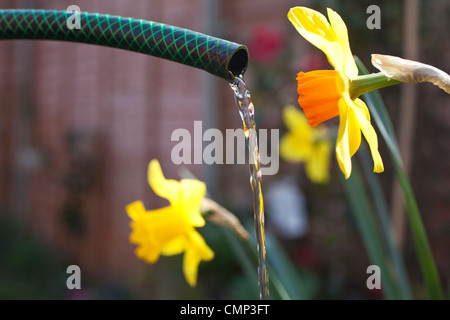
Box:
<box><xmin>0</xmin><ymin>0</ymin><xmax>218</xmax><ymax>281</ymax></box>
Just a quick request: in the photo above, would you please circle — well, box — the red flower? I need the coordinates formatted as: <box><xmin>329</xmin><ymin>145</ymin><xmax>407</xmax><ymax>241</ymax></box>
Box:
<box><xmin>248</xmin><ymin>25</ymin><xmax>284</xmax><ymax>63</ymax></box>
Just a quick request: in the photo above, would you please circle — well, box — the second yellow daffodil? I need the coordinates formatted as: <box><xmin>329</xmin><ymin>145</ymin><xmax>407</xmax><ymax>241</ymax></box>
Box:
<box><xmin>281</xmin><ymin>105</ymin><xmax>331</xmax><ymax>184</ymax></box>
<box><xmin>126</xmin><ymin>159</ymin><xmax>214</xmax><ymax>287</ymax></box>
<box><xmin>288</xmin><ymin>6</ymin><xmax>384</xmax><ymax>179</ymax></box>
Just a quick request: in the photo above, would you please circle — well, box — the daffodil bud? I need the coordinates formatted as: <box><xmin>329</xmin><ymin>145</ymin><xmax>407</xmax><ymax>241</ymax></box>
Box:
<box><xmin>200</xmin><ymin>197</ymin><xmax>250</xmax><ymax>241</ymax></box>
<box><xmin>371</xmin><ymin>54</ymin><xmax>450</xmax><ymax>94</ymax></box>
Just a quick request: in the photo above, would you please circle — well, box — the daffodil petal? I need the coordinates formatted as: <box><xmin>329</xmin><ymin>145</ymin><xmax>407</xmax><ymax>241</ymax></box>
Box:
<box><xmin>161</xmin><ymin>235</ymin><xmax>186</xmax><ymax>256</ymax></box>
<box><xmin>353</xmin><ymin>98</ymin><xmax>384</xmax><ymax>173</ymax></box>
<box><xmin>336</xmin><ymin>98</ymin><xmax>352</xmax><ymax>179</ymax></box>
<box><xmin>128</xmin><ymin>204</ymin><xmax>189</xmax><ymax>263</ymax></box>
<box><xmin>305</xmin><ymin>140</ymin><xmax>331</xmax><ymax>183</ymax></box>
<box><xmin>127</xmin><ymin>201</ymin><xmax>151</xmax><ymax>247</ymax></box>
<box><xmin>148</xmin><ymin>159</ymin><xmax>180</xmax><ymax>205</ymax></box>
<box><xmin>146</xmin><ymin>206</ymin><xmax>189</xmax><ymax>242</ymax></box>
<box><xmin>288</xmin><ymin>7</ymin><xmax>344</xmax><ymax>70</ymax></box>
<box><xmin>129</xmin><ymin>220</ymin><xmax>150</xmax><ymax>248</ymax></box>
<box><xmin>283</xmin><ymin>104</ymin><xmax>310</xmax><ymax>135</ymax></box>
<box><xmin>179</xmin><ymin>179</ymin><xmax>206</xmax><ymax>227</ymax></box>
<box><xmin>126</xmin><ymin>201</ymin><xmax>146</xmax><ymax>221</ymax></box>
<box><xmin>182</xmin><ymin>230</ymin><xmax>214</xmax><ymax>287</ymax></box>
<box><xmin>135</xmin><ymin>244</ymin><xmax>160</xmax><ymax>264</ymax></box>
<box><xmin>347</xmin><ymin>107</ymin><xmax>362</xmax><ymax>157</ymax></box>
<box><xmin>280</xmin><ymin>133</ymin><xmax>312</xmax><ymax>162</ymax></box>
<box><xmin>326</xmin><ymin>8</ymin><xmax>358</xmax><ymax>78</ymax></box>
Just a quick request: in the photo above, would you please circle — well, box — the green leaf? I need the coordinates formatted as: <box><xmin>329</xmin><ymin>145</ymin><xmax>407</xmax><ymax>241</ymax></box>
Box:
<box><xmin>222</xmin><ymin>227</ymin><xmax>294</xmax><ymax>300</ymax></box>
<box><xmin>265</xmin><ymin>232</ymin><xmax>318</xmax><ymax>300</ymax></box>
<box><xmin>341</xmin><ymin>164</ymin><xmax>399</xmax><ymax>299</ymax></box>
<box><xmin>359</xmin><ymin>148</ymin><xmax>413</xmax><ymax>299</ymax></box>
<box><xmin>355</xmin><ymin>56</ymin><xmax>444</xmax><ymax>300</ymax></box>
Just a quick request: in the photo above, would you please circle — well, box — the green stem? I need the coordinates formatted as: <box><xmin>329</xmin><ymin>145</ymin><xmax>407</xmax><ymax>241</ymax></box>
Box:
<box><xmin>393</xmin><ymin>160</ymin><xmax>444</xmax><ymax>299</ymax></box>
<box><xmin>350</xmin><ymin>73</ymin><xmax>401</xmax><ymax>100</ymax></box>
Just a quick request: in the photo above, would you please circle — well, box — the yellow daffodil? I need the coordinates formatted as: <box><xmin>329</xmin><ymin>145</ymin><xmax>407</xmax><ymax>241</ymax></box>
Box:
<box><xmin>126</xmin><ymin>159</ymin><xmax>214</xmax><ymax>287</ymax></box>
<box><xmin>288</xmin><ymin>6</ymin><xmax>384</xmax><ymax>179</ymax></box>
<box><xmin>281</xmin><ymin>105</ymin><xmax>331</xmax><ymax>183</ymax></box>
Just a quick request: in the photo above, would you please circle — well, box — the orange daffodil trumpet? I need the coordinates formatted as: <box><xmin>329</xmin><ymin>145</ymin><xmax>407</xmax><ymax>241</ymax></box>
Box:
<box><xmin>288</xmin><ymin>7</ymin><xmax>385</xmax><ymax>179</ymax></box>
<box><xmin>280</xmin><ymin>105</ymin><xmax>332</xmax><ymax>184</ymax></box>
<box><xmin>126</xmin><ymin>159</ymin><xmax>214</xmax><ymax>287</ymax></box>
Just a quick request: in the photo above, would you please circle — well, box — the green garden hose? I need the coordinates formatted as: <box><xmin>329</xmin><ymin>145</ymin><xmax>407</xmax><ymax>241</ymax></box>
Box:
<box><xmin>0</xmin><ymin>9</ymin><xmax>249</xmax><ymax>82</ymax></box>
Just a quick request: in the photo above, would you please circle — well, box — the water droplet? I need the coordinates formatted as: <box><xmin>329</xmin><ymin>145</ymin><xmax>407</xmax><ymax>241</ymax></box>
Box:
<box><xmin>257</xmin><ymin>170</ymin><xmax>262</xmax><ymax>180</ymax></box>
<box><xmin>248</xmin><ymin>103</ymin><xmax>255</xmax><ymax>117</ymax></box>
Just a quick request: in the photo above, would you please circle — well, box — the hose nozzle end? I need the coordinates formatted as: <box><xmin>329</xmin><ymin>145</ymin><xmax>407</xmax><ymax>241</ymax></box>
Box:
<box><xmin>225</xmin><ymin>46</ymin><xmax>249</xmax><ymax>82</ymax></box>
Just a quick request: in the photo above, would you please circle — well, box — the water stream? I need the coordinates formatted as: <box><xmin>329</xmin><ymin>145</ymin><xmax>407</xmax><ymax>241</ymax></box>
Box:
<box><xmin>230</xmin><ymin>75</ymin><xmax>269</xmax><ymax>300</ymax></box>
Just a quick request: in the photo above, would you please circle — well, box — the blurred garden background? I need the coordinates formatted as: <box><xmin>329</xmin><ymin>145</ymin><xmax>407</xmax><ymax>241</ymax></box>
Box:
<box><xmin>0</xmin><ymin>0</ymin><xmax>448</xmax><ymax>299</ymax></box>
